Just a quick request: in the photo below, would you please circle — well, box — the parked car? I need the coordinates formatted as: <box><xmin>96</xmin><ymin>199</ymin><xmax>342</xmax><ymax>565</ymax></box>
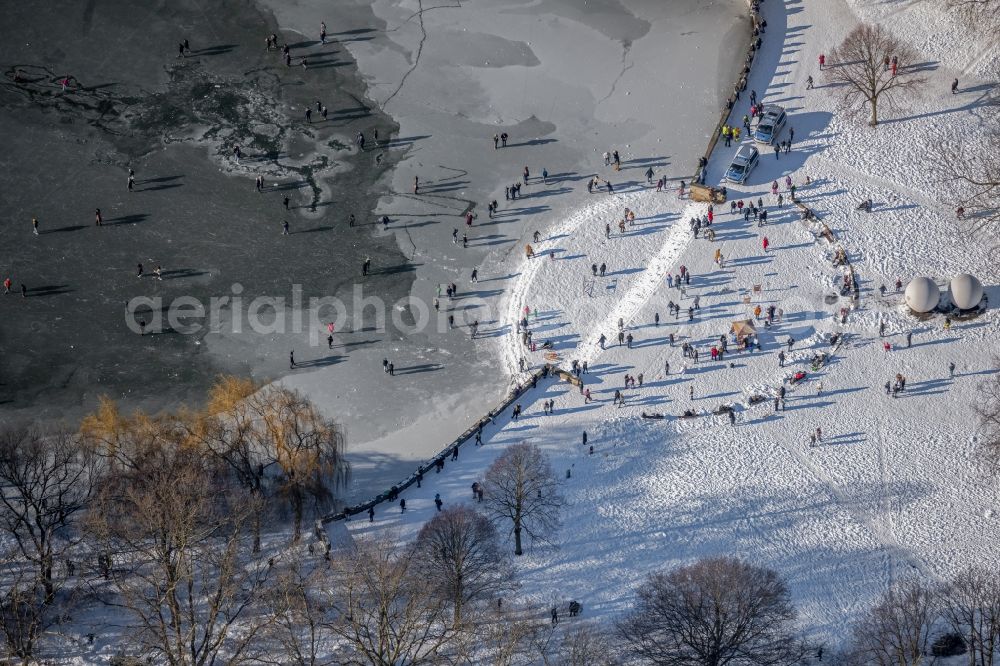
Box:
<box><xmin>725</xmin><ymin>144</ymin><xmax>759</xmax><ymax>184</ymax></box>
<box><xmin>753</xmin><ymin>105</ymin><xmax>787</xmax><ymax>145</ymax></box>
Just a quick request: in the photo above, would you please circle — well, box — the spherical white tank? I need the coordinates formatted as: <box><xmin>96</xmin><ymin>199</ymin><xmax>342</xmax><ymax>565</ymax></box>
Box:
<box><xmin>949</xmin><ymin>273</ymin><xmax>984</xmax><ymax>310</ymax></box>
<box><xmin>904</xmin><ymin>277</ymin><xmax>940</xmax><ymax>313</ymax></box>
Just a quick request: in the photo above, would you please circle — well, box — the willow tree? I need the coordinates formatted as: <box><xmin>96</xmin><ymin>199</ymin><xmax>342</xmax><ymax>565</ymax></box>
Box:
<box><xmin>245</xmin><ymin>385</ymin><xmax>349</xmax><ymax>542</ymax></box>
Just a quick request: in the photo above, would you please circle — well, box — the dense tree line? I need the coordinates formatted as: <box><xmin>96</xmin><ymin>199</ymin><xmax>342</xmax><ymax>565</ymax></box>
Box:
<box><xmin>0</xmin><ymin>383</ymin><xmax>572</xmax><ymax>664</ymax></box>
<box><xmin>0</xmin><ymin>378</ymin><xmax>350</xmax><ymax>663</ymax></box>
<box><xmin>2</xmin><ymin>377</ymin><xmax>999</xmax><ymax>663</ymax></box>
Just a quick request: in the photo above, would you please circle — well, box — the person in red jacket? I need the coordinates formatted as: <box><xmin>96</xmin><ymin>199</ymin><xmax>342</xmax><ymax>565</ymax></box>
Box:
<box><xmin>762</xmin><ymin>236</ymin><xmax>770</xmax><ymax>252</ymax></box>
<box><xmin>818</xmin><ymin>53</ymin><xmax>825</xmax><ymax>69</ymax></box>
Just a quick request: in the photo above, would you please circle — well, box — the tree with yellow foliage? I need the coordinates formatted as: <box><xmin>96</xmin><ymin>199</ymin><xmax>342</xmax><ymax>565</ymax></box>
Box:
<box><xmin>81</xmin><ymin>377</ymin><xmax>350</xmax><ymax>547</ymax></box>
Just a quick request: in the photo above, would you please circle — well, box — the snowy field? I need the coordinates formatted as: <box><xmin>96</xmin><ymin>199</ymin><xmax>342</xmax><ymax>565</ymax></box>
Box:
<box><xmin>343</xmin><ymin>0</ymin><xmax>1000</xmax><ymax>648</ymax></box>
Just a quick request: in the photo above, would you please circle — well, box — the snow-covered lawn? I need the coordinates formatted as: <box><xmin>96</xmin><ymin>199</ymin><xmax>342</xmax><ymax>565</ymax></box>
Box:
<box><xmin>344</xmin><ymin>0</ymin><xmax>1000</xmax><ymax>648</ymax></box>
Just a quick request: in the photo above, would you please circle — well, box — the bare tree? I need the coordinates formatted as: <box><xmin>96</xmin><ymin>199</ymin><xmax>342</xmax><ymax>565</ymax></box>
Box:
<box><xmin>557</xmin><ymin>625</ymin><xmax>619</xmax><ymax>666</ymax></box>
<box><xmin>939</xmin><ymin>567</ymin><xmax>1000</xmax><ymax>666</ymax></box>
<box><xmin>946</xmin><ymin>0</ymin><xmax>1000</xmax><ymax>36</ymax></box>
<box><xmin>976</xmin><ymin>364</ymin><xmax>1000</xmax><ymax>473</ymax></box>
<box><xmin>535</xmin><ymin>621</ymin><xmax>618</xmax><ymax>666</ymax></box>
<box><xmin>260</xmin><ymin>560</ymin><xmax>334</xmax><ymax>666</ymax></box>
<box><xmin>481</xmin><ymin>443</ymin><xmax>563</xmax><ymax>556</ymax></box>
<box><xmin>825</xmin><ymin>24</ymin><xmax>925</xmax><ymax>126</ymax></box>
<box><xmin>324</xmin><ymin>536</ymin><xmax>465</xmax><ymax>665</ymax></box>
<box><xmin>412</xmin><ymin>505</ymin><xmax>515</xmax><ymax>625</ymax></box>
<box><xmin>85</xmin><ymin>444</ymin><xmax>272</xmax><ymax>665</ymax></box>
<box><xmin>0</xmin><ymin>428</ymin><xmax>97</xmax><ymax>603</ymax></box>
<box><xmin>0</xmin><ymin>569</ymin><xmax>62</xmax><ymax>665</ymax></box>
<box><xmin>937</xmin><ymin>123</ymin><xmax>1000</xmax><ymax>253</ymax></box>
<box><xmin>617</xmin><ymin>557</ymin><xmax>803</xmax><ymax>666</ymax></box>
<box><xmin>849</xmin><ymin>578</ymin><xmax>938</xmax><ymax>666</ymax></box>
<box><xmin>467</xmin><ymin>604</ymin><xmax>540</xmax><ymax>666</ymax></box>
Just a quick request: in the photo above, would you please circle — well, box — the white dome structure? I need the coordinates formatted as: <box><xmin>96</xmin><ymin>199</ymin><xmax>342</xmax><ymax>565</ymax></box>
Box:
<box><xmin>904</xmin><ymin>277</ymin><xmax>940</xmax><ymax>313</ymax></box>
<box><xmin>950</xmin><ymin>273</ymin><xmax>984</xmax><ymax>310</ymax></box>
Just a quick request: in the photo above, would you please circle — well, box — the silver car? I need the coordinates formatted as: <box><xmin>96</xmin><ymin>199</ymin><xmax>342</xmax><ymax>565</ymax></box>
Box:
<box><xmin>725</xmin><ymin>145</ymin><xmax>759</xmax><ymax>184</ymax></box>
<box><xmin>753</xmin><ymin>105</ymin><xmax>787</xmax><ymax>145</ymax></box>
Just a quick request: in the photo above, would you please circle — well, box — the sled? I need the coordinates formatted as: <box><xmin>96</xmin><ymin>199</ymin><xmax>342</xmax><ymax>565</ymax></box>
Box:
<box><xmin>689</xmin><ymin>183</ymin><xmax>726</xmax><ymax>204</ymax></box>
<box><xmin>789</xmin><ymin>371</ymin><xmax>808</xmax><ymax>385</ymax></box>
<box><xmin>820</xmin><ymin>224</ymin><xmax>835</xmax><ymax>243</ymax></box>
<box><xmin>641</xmin><ymin>412</ymin><xmax>666</xmax><ymax>420</ymax></box>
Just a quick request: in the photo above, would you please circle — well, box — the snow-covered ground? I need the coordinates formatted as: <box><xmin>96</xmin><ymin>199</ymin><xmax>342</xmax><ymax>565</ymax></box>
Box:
<box><xmin>344</xmin><ymin>0</ymin><xmax>1000</xmax><ymax>648</ymax></box>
